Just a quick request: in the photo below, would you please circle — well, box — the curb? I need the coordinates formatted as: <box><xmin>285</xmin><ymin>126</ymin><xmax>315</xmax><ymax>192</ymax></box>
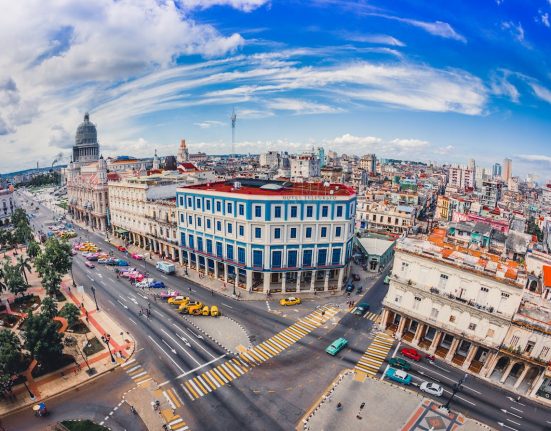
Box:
<box><xmin>298</xmin><ymin>369</ymin><xmax>353</xmax><ymax>431</ymax></box>
<box><xmin>61</xmin><ymin>419</ymin><xmax>112</xmax><ymax>430</ymax></box>
<box><xmin>223</xmin><ymin>314</ymin><xmax>253</xmax><ymax>349</ymax></box>
<box><xmin>180</xmin><ymin>315</ymin><xmax>235</xmax><ymax>356</ymax></box>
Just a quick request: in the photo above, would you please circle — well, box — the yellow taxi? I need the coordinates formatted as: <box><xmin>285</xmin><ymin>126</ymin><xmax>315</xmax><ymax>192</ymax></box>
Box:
<box><xmin>210</xmin><ymin>306</ymin><xmax>220</xmax><ymax>317</ymax></box>
<box><xmin>168</xmin><ymin>296</ymin><xmax>189</xmax><ymax>305</ymax></box>
<box><xmin>279</xmin><ymin>297</ymin><xmax>301</xmax><ymax>306</ymax></box>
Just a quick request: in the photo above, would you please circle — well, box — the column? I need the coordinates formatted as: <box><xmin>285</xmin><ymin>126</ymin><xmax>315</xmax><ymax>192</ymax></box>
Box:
<box><xmin>310</xmin><ymin>270</ymin><xmax>316</xmax><ymax>292</ymax></box>
<box><xmin>445</xmin><ymin>338</ymin><xmax>460</xmax><ymax>361</ymax></box>
<box><xmin>281</xmin><ymin>273</ymin><xmax>286</xmax><ymax>293</ymax></box>
<box><xmin>429</xmin><ymin>331</ymin><xmax>442</xmax><ymax>353</ymax></box>
<box><xmin>481</xmin><ymin>352</ymin><xmax>499</xmax><ymax>377</ymax></box>
<box><xmin>179</xmin><ymin>250</ymin><xmax>183</xmax><ymax>266</ymax></box>
<box><xmin>337</xmin><ymin>267</ymin><xmax>345</xmax><ymax>289</ymax></box>
<box><xmin>171</xmin><ymin>247</ymin><xmax>176</xmax><ymax>261</ymax></box>
<box><xmin>395</xmin><ymin>315</ymin><xmax>407</xmax><ymax>339</ymax></box>
<box><xmin>513</xmin><ymin>365</ymin><xmax>530</xmax><ymax>389</ymax></box>
<box><xmin>246</xmin><ymin>269</ymin><xmax>253</xmax><ymax>292</ymax></box>
<box><xmin>412</xmin><ymin>323</ymin><xmax>425</xmax><ymax>345</ymax></box>
<box><xmin>213</xmin><ymin>261</ymin><xmax>218</xmax><ymax>278</ymax></box>
<box><xmin>223</xmin><ymin>263</ymin><xmax>228</xmax><ymax>283</ymax></box>
<box><xmin>462</xmin><ymin>345</ymin><xmax>478</xmax><ymax>370</ymax></box>
<box><xmin>324</xmin><ymin>271</ymin><xmax>329</xmax><ymax>291</ymax></box>
<box><xmin>528</xmin><ymin>372</ymin><xmax>545</xmax><ymax>398</ymax></box>
<box><xmin>296</xmin><ymin>271</ymin><xmax>301</xmax><ymax>291</ymax></box>
<box><xmin>500</xmin><ymin>360</ymin><xmax>516</xmax><ymax>384</ymax></box>
<box><xmin>263</xmin><ymin>272</ymin><xmax>271</xmax><ymax>293</ymax></box>
<box><xmin>379</xmin><ymin>308</ymin><xmax>390</xmax><ymax>331</ymax></box>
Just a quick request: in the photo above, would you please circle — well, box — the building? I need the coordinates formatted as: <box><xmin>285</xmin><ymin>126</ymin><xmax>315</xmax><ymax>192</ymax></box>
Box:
<box><xmin>354</xmin><ymin>235</ymin><xmax>395</xmax><ymax>272</ymax></box>
<box><xmin>360</xmin><ymin>154</ymin><xmax>377</xmax><ymax>174</ymax></box>
<box><xmin>290</xmin><ymin>153</ymin><xmax>320</xmax><ymax>180</ymax></box>
<box><xmin>480</xmin><ymin>180</ymin><xmax>503</xmax><ymax>208</ymax></box>
<box><xmin>503</xmin><ymin>158</ymin><xmax>513</xmax><ymax>182</ymax></box>
<box><xmin>176</xmin><ymin>178</ymin><xmax>356</xmax><ymax>294</ymax></box>
<box><xmin>448</xmin><ymin>166</ymin><xmax>475</xmax><ymax>191</ymax></box>
<box><xmin>67</xmin><ymin>113</ymin><xmax>109</xmax><ymax>230</ymax></box>
<box><xmin>366</xmin><ymin>203</ymin><xmax>416</xmax><ymax>236</ymax></box>
<box><xmin>177</xmin><ymin>139</ymin><xmax>189</xmax><ymax>164</ymax></box>
<box><xmin>107</xmin><ymin>156</ymin><xmax>152</xmax><ymax>173</ymax></box>
<box><xmin>109</xmin><ymin>170</ymin><xmax>216</xmax><ymax>261</ymax></box>
<box><xmin>0</xmin><ymin>184</ymin><xmax>15</xmax><ymax>226</ymax></box>
<box><xmin>492</xmin><ymin>163</ymin><xmax>502</xmax><ymax>178</ymax></box>
<box><xmin>468</xmin><ymin>158</ymin><xmax>476</xmax><ymax>171</ymax></box>
<box><xmin>259</xmin><ymin>151</ymin><xmax>280</xmax><ymax>168</ymax></box>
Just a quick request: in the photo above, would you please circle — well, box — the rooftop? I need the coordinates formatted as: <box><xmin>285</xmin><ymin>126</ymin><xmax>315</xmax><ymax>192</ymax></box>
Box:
<box><xmin>180</xmin><ymin>178</ymin><xmax>356</xmax><ymax>197</ymax></box>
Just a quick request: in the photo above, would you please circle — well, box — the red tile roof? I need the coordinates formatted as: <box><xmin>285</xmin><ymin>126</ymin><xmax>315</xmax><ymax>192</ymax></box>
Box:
<box><xmin>544</xmin><ymin>265</ymin><xmax>551</xmax><ymax>288</ymax></box>
<box><xmin>182</xmin><ymin>181</ymin><xmax>355</xmax><ymax>197</ymax></box>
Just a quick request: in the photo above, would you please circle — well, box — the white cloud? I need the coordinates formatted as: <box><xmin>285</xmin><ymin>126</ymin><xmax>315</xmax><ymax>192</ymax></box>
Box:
<box><xmin>340</xmin><ymin>33</ymin><xmax>405</xmax><ymax>47</ymax></box>
<box><xmin>328</xmin><ymin>134</ymin><xmax>431</xmax><ymax>157</ymax></box>
<box><xmin>490</xmin><ymin>71</ymin><xmax>520</xmax><ymax>102</ymax></box>
<box><xmin>266</xmin><ymin>98</ymin><xmax>341</xmax><ymax>114</ymax></box>
<box><xmin>518</xmin><ymin>154</ymin><xmax>551</xmax><ymax>164</ymax></box>
<box><xmin>179</xmin><ymin>0</ymin><xmax>269</xmax><ymax>12</ymax></box>
<box><xmin>369</xmin><ymin>14</ymin><xmax>466</xmax><ymax>42</ymax></box>
<box><xmin>48</xmin><ymin>125</ymin><xmax>72</xmax><ymax>148</ymax></box>
<box><xmin>501</xmin><ymin>21</ymin><xmax>525</xmax><ymax>42</ymax></box>
<box><xmin>194</xmin><ymin>120</ymin><xmax>226</xmax><ymax>129</ymax></box>
<box><xmin>529</xmin><ymin>82</ymin><xmax>551</xmax><ymax>104</ymax></box>
<box><xmin>540</xmin><ymin>12</ymin><xmax>550</xmax><ymax>28</ymax></box>
<box><xmin>389</xmin><ymin>138</ymin><xmax>430</xmax><ymax>149</ymax></box>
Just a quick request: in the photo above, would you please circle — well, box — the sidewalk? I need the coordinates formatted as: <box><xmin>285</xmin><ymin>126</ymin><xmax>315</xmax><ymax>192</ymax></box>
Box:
<box><xmin>0</xmin><ymin>275</ymin><xmax>135</xmax><ymax>418</ymax></box>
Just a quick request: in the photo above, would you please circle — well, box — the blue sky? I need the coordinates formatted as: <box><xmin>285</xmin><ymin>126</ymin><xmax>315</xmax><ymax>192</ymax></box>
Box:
<box><xmin>0</xmin><ymin>0</ymin><xmax>550</xmax><ymax>179</ymax></box>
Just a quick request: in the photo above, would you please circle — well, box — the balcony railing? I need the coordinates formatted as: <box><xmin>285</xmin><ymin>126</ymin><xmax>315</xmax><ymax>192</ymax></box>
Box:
<box><xmin>499</xmin><ymin>345</ymin><xmax>550</xmax><ymax>367</ymax></box>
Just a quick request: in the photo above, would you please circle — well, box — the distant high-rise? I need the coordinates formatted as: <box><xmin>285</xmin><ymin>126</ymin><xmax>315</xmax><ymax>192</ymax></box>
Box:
<box><xmin>492</xmin><ymin>163</ymin><xmax>502</xmax><ymax>178</ymax></box>
<box><xmin>503</xmin><ymin>158</ymin><xmax>512</xmax><ymax>182</ymax></box>
<box><xmin>177</xmin><ymin>139</ymin><xmax>189</xmax><ymax>163</ymax></box>
<box><xmin>468</xmin><ymin>158</ymin><xmax>476</xmax><ymax>171</ymax></box>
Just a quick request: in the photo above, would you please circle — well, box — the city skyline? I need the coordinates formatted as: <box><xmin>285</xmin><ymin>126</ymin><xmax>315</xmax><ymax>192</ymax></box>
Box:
<box><xmin>1</xmin><ymin>0</ymin><xmax>550</xmax><ymax>178</ymax></box>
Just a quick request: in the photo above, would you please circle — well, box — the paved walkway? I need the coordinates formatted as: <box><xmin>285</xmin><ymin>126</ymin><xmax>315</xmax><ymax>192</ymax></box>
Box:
<box><xmin>181</xmin><ymin>315</ymin><xmax>252</xmax><ymax>354</ymax></box>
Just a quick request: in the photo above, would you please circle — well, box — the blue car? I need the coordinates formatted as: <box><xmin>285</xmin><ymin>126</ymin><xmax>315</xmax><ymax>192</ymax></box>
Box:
<box><xmin>149</xmin><ymin>281</ymin><xmax>165</xmax><ymax>289</ymax></box>
<box><xmin>116</xmin><ymin>259</ymin><xmax>129</xmax><ymax>266</ymax></box>
<box><xmin>385</xmin><ymin>367</ymin><xmax>412</xmax><ymax>385</ymax></box>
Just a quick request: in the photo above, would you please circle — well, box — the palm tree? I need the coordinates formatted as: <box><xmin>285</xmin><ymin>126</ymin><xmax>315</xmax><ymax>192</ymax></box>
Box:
<box><xmin>0</xmin><ymin>260</ymin><xmax>7</xmax><ymax>294</ymax></box>
<box><xmin>17</xmin><ymin>254</ymin><xmax>32</xmax><ymax>284</ymax></box>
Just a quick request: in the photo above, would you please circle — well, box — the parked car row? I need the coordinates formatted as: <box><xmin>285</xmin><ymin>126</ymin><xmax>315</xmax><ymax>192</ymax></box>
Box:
<box><xmin>167</xmin><ymin>295</ymin><xmax>220</xmax><ymax>317</ymax></box>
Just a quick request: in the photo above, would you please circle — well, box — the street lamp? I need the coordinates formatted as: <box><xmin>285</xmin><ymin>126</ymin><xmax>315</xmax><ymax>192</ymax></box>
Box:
<box><xmin>233</xmin><ymin>272</ymin><xmax>237</xmax><ymax>296</ymax></box>
<box><xmin>90</xmin><ymin>285</ymin><xmax>99</xmax><ymax>311</ymax></box>
<box><xmin>101</xmin><ymin>333</ymin><xmax>116</xmax><ymax>363</ymax></box>
<box><xmin>441</xmin><ymin>373</ymin><xmax>468</xmax><ymax>412</ymax></box>
<box><xmin>22</xmin><ymin>381</ymin><xmax>35</xmax><ymax>400</ymax></box>
<box><xmin>70</xmin><ymin>258</ymin><xmax>76</xmax><ymax>288</ymax></box>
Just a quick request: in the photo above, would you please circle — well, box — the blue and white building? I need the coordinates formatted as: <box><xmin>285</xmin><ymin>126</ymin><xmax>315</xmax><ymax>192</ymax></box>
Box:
<box><xmin>176</xmin><ymin>179</ymin><xmax>357</xmax><ymax>294</ymax></box>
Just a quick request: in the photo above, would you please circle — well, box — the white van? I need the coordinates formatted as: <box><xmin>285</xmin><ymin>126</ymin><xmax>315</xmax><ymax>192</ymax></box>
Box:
<box><xmin>156</xmin><ymin>261</ymin><xmax>175</xmax><ymax>274</ymax></box>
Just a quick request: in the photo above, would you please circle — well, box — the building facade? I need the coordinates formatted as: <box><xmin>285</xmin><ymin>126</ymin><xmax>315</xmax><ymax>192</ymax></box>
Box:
<box><xmin>0</xmin><ymin>185</ymin><xmax>15</xmax><ymax>226</ymax></box>
<box><xmin>73</xmin><ymin>113</ymin><xmax>100</xmax><ymax>163</ymax></box>
<box><xmin>290</xmin><ymin>154</ymin><xmax>321</xmax><ymax>180</ymax></box>
<box><xmin>176</xmin><ymin>179</ymin><xmax>356</xmax><ymax>294</ymax></box>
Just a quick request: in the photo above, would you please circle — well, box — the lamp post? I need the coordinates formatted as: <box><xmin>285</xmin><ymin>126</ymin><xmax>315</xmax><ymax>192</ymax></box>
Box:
<box><xmin>70</xmin><ymin>258</ymin><xmax>76</xmax><ymax>287</ymax></box>
<box><xmin>101</xmin><ymin>333</ymin><xmax>116</xmax><ymax>363</ymax></box>
<box><xmin>233</xmin><ymin>271</ymin><xmax>237</xmax><ymax>296</ymax></box>
<box><xmin>442</xmin><ymin>373</ymin><xmax>468</xmax><ymax>412</ymax></box>
<box><xmin>22</xmin><ymin>381</ymin><xmax>35</xmax><ymax>400</ymax></box>
<box><xmin>90</xmin><ymin>285</ymin><xmax>99</xmax><ymax>311</ymax></box>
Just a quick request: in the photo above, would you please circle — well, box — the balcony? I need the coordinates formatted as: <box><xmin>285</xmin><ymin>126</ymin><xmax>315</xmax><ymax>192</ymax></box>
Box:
<box><xmin>499</xmin><ymin>345</ymin><xmax>550</xmax><ymax>367</ymax></box>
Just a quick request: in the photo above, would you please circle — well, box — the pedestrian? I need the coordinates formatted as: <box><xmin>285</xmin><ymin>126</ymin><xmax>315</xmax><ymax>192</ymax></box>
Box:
<box><xmin>360</xmin><ymin>402</ymin><xmax>365</xmax><ymax>410</ymax></box>
<box><xmin>211</xmin><ymin>289</ymin><xmax>214</xmax><ymax>296</ymax></box>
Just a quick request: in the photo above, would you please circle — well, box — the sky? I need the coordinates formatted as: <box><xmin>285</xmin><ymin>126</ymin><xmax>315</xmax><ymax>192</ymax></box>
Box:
<box><xmin>0</xmin><ymin>0</ymin><xmax>550</xmax><ymax>180</ymax></box>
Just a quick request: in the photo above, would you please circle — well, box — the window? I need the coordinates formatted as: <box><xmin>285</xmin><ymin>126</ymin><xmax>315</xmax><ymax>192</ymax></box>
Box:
<box><xmin>501</xmin><ymin>292</ymin><xmax>510</xmax><ymax>298</ymax></box>
<box><xmin>525</xmin><ymin>341</ymin><xmax>535</xmax><ymax>354</ymax></box>
<box><xmin>188</xmin><ymin>215</ymin><xmax>193</xmax><ymax>225</ymax></box>
<box><xmin>511</xmin><ymin>335</ymin><xmax>520</xmax><ymax>347</ymax></box>
<box><xmin>331</xmin><ymin>248</ymin><xmax>341</xmax><ymax>265</ymax></box>
<box><xmin>468</xmin><ymin>323</ymin><xmax>477</xmax><ymax>331</ymax></box>
<box><xmin>305</xmin><ymin>227</ymin><xmax>312</xmax><ymax>238</ymax></box>
<box><xmin>541</xmin><ymin>346</ymin><xmax>550</xmax><ymax>358</ymax></box>
<box><xmin>387</xmin><ymin>216</ymin><xmax>391</xmax><ymax>223</ymax></box>
<box><xmin>180</xmin><ymin>213</ymin><xmax>184</xmax><ymax>223</ymax></box>
<box><xmin>253</xmin><ymin>250</ymin><xmax>263</xmax><ymax>268</ymax></box>
<box><xmin>254</xmin><ymin>205</ymin><xmax>262</xmax><ymax>218</ymax></box>
<box><xmin>290</xmin><ymin>205</ymin><xmax>298</xmax><ymax>218</ymax></box>
<box><xmin>413</xmin><ymin>296</ymin><xmax>421</xmax><ymax>310</ymax></box>
<box><xmin>317</xmin><ymin>249</ymin><xmax>327</xmax><ymax>266</ymax></box>
<box><xmin>197</xmin><ymin>237</ymin><xmax>203</xmax><ymax>251</ymax></box>
<box><xmin>321</xmin><ymin>227</ymin><xmax>327</xmax><ymax>238</ymax></box>
<box><xmin>227</xmin><ymin>202</ymin><xmax>233</xmax><ymax>214</ymax></box>
<box><xmin>290</xmin><ymin>227</ymin><xmax>297</xmax><ymax>239</ymax></box>
<box><xmin>255</xmin><ymin>227</ymin><xmax>262</xmax><ymax>239</ymax></box>
<box><xmin>401</xmin><ymin>262</ymin><xmax>409</xmax><ymax>272</ymax></box>
<box><xmin>226</xmin><ymin>244</ymin><xmax>234</xmax><ymax>260</ymax></box>
<box><xmin>335</xmin><ymin>226</ymin><xmax>342</xmax><ymax>237</ymax></box>
<box><xmin>321</xmin><ymin>205</ymin><xmax>329</xmax><ymax>217</ymax></box>
<box><xmin>238</xmin><ymin>203</ymin><xmax>245</xmax><ymax>216</ymax></box>
<box><xmin>179</xmin><ymin>196</ymin><xmax>184</xmax><ymax>207</ymax></box>
<box><xmin>336</xmin><ymin>205</ymin><xmax>343</xmax><ymax>217</ymax></box>
<box><xmin>227</xmin><ymin>223</ymin><xmax>233</xmax><ymax>234</ymax></box>
<box><xmin>394</xmin><ymin>295</ymin><xmax>402</xmax><ymax>304</ymax></box>
<box><xmin>181</xmin><ymin>233</ymin><xmax>186</xmax><ymax>247</ymax></box>
<box><xmin>449</xmin><ymin>315</ymin><xmax>456</xmax><ymax>323</ymax></box>
<box><xmin>306</xmin><ymin>205</ymin><xmax>313</xmax><ymax>217</ymax></box>
<box><xmin>216</xmin><ymin>241</ymin><xmax>223</xmax><ymax>257</ymax></box>
<box><xmin>188</xmin><ymin>234</ymin><xmax>195</xmax><ymax>249</ymax></box>
<box><xmin>274</xmin><ymin>228</ymin><xmax>281</xmax><ymax>239</ymax></box>
<box><xmin>206</xmin><ymin>239</ymin><xmax>213</xmax><ymax>254</ymax></box>
<box><xmin>206</xmin><ymin>219</ymin><xmax>211</xmax><ymax>229</ymax></box>
<box><xmin>480</xmin><ymin>287</ymin><xmax>489</xmax><ymax>292</ymax></box>
<box><xmin>430</xmin><ymin>308</ymin><xmax>439</xmax><ymax>319</ymax></box>
<box><xmin>288</xmin><ymin>250</ymin><xmax>298</xmax><ymax>268</ymax></box>
<box><xmin>206</xmin><ymin>200</ymin><xmax>211</xmax><ymax>211</ymax></box>
<box><xmin>438</xmin><ymin>274</ymin><xmax>449</xmax><ymax>289</ymax></box>
<box><xmin>216</xmin><ymin>201</ymin><xmax>221</xmax><ymax>212</ymax></box>
<box><xmin>272</xmin><ymin>250</ymin><xmax>282</xmax><ymax>268</ymax></box>
<box><xmin>238</xmin><ymin>247</ymin><xmax>246</xmax><ymax>264</ymax></box>
<box><xmin>238</xmin><ymin>225</ymin><xmax>244</xmax><ymax>236</ymax></box>
<box><xmin>187</xmin><ymin>197</ymin><xmax>192</xmax><ymax>207</ymax></box>
<box><xmin>196</xmin><ymin>217</ymin><xmax>202</xmax><ymax>227</ymax></box>
<box><xmin>274</xmin><ymin>206</ymin><xmax>282</xmax><ymax>218</ymax></box>
<box><xmin>303</xmin><ymin>249</ymin><xmax>313</xmax><ymax>267</ymax></box>
<box><xmin>216</xmin><ymin>221</ymin><xmax>222</xmax><ymax>231</ymax></box>
<box><xmin>196</xmin><ymin>198</ymin><xmax>201</xmax><ymax>209</ymax></box>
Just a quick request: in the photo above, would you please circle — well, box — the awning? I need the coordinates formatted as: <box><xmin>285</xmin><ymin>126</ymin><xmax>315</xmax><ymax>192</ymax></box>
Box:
<box><xmin>115</xmin><ymin>228</ymin><xmax>129</xmax><ymax>234</ymax></box>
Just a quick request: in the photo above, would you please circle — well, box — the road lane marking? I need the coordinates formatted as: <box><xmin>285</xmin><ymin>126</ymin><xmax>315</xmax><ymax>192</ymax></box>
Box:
<box><xmin>506</xmin><ymin>419</ymin><xmax>521</xmax><ymax>426</ymax></box>
<box><xmin>147</xmin><ymin>335</ymin><xmax>186</xmax><ymax>374</ymax></box>
<box><xmin>172</xmin><ymin>324</ymin><xmax>216</xmax><ymax>359</ymax></box>
<box><xmin>161</xmin><ymin>328</ymin><xmax>201</xmax><ymax>365</ymax></box>
<box><xmin>221</xmin><ymin>303</ymin><xmax>233</xmax><ymax>308</ymax></box>
<box><xmin>116</xmin><ymin>300</ymin><xmax>128</xmax><ymax>309</ymax></box>
<box><xmin>176</xmin><ymin>354</ymin><xmax>225</xmax><ymax>378</ymax></box>
<box><xmin>118</xmin><ymin>295</ymin><xmax>127</xmax><ymax>302</ymax></box>
<box><xmin>509</xmin><ymin>406</ymin><xmax>523</xmax><ymax>413</ymax></box>
<box><xmin>128</xmin><ymin>317</ymin><xmax>137</xmax><ymax>325</ymax></box>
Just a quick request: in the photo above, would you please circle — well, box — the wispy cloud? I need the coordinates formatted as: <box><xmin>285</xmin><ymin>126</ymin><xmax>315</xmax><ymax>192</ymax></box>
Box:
<box><xmin>266</xmin><ymin>98</ymin><xmax>341</xmax><ymax>114</ymax></box>
<box><xmin>501</xmin><ymin>21</ymin><xmax>525</xmax><ymax>43</ymax></box>
<box><xmin>339</xmin><ymin>32</ymin><xmax>405</xmax><ymax>47</ymax></box>
<box><xmin>194</xmin><ymin>120</ymin><xmax>226</xmax><ymax>129</ymax></box>
<box><xmin>179</xmin><ymin>0</ymin><xmax>269</xmax><ymax>12</ymax></box>
<box><xmin>518</xmin><ymin>154</ymin><xmax>551</xmax><ymax>164</ymax></box>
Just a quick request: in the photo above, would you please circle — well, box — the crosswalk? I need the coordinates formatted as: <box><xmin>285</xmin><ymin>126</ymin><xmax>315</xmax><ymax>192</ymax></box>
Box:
<box><xmin>348</xmin><ymin>308</ymin><xmax>381</xmax><ymax>323</ymax></box>
<box><xmin>155</xmin><ymin>387</ymin><xmax>189</xmax><ymax>431</ymax></box>
<box><xmin>181</xmin><ymin>306</ymin><xmax>339</xmax><ymax>401</ymax></box>
<box><xmin>354</xmin><ymin>332</ymin><xmax>394</xmax><ymax>379</ymax></box>
<box><xmin>122</xmin><ymin>358</ymin><xmax>152</xmax><ymax>385</ymax></box>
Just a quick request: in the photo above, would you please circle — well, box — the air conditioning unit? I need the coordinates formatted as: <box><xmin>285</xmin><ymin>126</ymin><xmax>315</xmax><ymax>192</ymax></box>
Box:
<box><xmin>234</xmin><ymin>181</ymin><xmax>241</xmax><ymax>190</ymax></box>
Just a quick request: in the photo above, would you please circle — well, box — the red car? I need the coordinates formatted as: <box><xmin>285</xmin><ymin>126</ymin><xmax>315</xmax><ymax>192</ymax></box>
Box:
<box><xmin>401</xmin><ymin>347</ymin><xmax>421</xmax><ymax>361</ymax></box>
<box><xmin>84</xmin><ymin>261</ymin><xmax>95</xmax><ymax>269</ymax></box>
<box><xmin>117</xmin><ymin>246</ymin><xmax>127</xmax><ymax>252</ymax></box>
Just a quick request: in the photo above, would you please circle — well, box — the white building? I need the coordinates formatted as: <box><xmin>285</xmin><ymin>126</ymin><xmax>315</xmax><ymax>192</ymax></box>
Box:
<box><xmin>448</xmin><ymin>166</ymin><xmax>475</xmax><ymax>190</ymax></box>
<box><xmin>290</xmin><ymin>153</ymin><xmax>320</xmax><ymax>180</ymax></box>
<box><xmin>259</xmin><ymin>151</ymin><xmax>280</xmax><ymax>168</ymax></box>
<box><xmin>0</xmin><ymin>186</ymin><xmax>15</xmax><ymax>226</ymax></box>
<box><xmin>176</xmin><ymin>178</ymin><xmax>356</xmax><ymax>294</ymax></box>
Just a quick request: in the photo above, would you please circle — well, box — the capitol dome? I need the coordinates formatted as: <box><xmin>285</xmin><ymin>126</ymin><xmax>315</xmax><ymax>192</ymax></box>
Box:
<box><xmin>72</xmin><ymin>112</ymin><xmax>100</xmax><ymax>163</ymax></box>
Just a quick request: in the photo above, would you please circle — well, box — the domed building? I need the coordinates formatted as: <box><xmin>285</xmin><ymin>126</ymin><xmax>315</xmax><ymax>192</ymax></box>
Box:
<box><xmin>73</xmin><ymin>112</ymin><xmax>100</xmax><ymax>163</ymax></box>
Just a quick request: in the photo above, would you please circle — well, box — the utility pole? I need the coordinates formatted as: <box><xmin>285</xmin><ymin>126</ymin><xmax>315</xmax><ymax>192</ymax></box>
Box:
<box><xmin>441</xmin><ymin>373</ymin><xmax>468</xmax><ymax>412</ymax></box>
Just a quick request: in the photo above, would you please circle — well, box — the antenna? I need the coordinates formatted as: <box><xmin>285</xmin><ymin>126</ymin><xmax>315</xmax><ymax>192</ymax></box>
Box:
<box><xmin>231</xmin><ymin>108</ymin><xmax>237</xmax><ymax>158</ymax></box>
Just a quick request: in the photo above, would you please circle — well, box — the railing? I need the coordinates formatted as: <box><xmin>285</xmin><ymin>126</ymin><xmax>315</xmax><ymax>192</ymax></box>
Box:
<box><xmin>499</xmin><ymin>345</ymin><xmax>549</xmax><ymax>367</ymax></box>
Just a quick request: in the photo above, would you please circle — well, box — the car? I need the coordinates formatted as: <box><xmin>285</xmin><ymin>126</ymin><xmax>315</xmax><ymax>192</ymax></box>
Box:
<box><xmin>201</xmin><ymin>306</ymin><xmax>210</xmax><ymax>316</ymax></box>
<box><xmin>401</xmin><ymin>347</ymin><xmax>422</xmax><ymax>361</ymax></box>
<box><xmin>353</xmin><ymin>303</ymin><xmax>370</xmax><ymax>316</ymax></box>
<box><xmin>149</xmin><ymin>280</ymin><xmax>165</xmax><ymax>289</ymax></box>
<box><xmin>280</xmin><ymin>297</ymin><xmax>301</xmax><ymax>306</ymax></box>
<box><xmin>117</xmin><ymin>246</ymin><xmax>127</xmax><ymax>252</ymax></box>
<box><xmin>135</xmin><ymin>280</ymin><xmax>149</xmax><ymax>288</ymax></box>
<box><xmin>210</xmin><ymin>305</ymin><xmax>220</xmax><ymax>317</ymax></box>
<box><xmin>180</xmin><ymin>301</ymin><xmax>203</xmax><ymax>315</ymax></box>
<box><xmin>419</xmin><ymin>381</ymin><xmax>444</xmax><ymax>397</ymax></box>
<box><xmin>86</xmin><ymin>254</ymin><xmax>99</xmax><ymax>261</ymax></box>
<box><xmin>325</xmin><ymin>337</ymin><xmax>348</xmax><ymax>356</ymax></box>
<box><xmin>383</xmin><ymin>275</ymin><xmax>390</xmax><ymax>284</ymax></box>
<box><xmin>356</xmin><ymin>286</ymin><xmax>363</xmax><ymax>294</ymax></box>
<box><xmin>160</xmin><ymin>290</ymin><xmax>180</xmax><ymax>299</ymax></box>
<box><xmin>388</xmin><ymin>357</ymin><xmax>412</xmax><ymax>371</ymax></box>
<box><xmin>84</xmin><ymin>261</ymin><xmax>95</xmax><ymax>269</ymax></box>
<box><xmin>345</xmin><ymin>284</ymin><xmax>354</xmax><ymax>293</ymax></box>
<box><xmin>385</xmin><ymin>368</ymin><xmax>412</xmax><ymax>385</ymax></box>
<box><xmin>116</xmin><ymin>259</ymin><xmax>129</xmax><ymax>266</ymax></box>
<box><xmin>131</xmin><ymin>253</ymin><xmax>144</xmax><ymax>260</ymax></box>
<box><xmin>168</xmin><ymin>296</ymin><xmax>190</xmax><ymax>305</ymax></box>
<box><xmin>352</xmin><ymin>273</ymin><xmax>361</xmax><ymax>281</ymax></box>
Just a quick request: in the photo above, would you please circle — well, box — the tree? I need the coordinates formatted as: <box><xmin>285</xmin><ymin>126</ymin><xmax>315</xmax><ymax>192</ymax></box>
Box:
<box><xmin>40</xmin><ymin>268</ymin><xmax>62</xmax><ymax>297</ymax></box>
<box><xmin>0</xmin><ymin>262</ymin><xmax>7</xmax><ymax>294</ymax></box>
<box><xmin>35</xmin><ymin>237</ymin><xmax>72</xmax><ymax>296</ymax></box>
<box><xmin>40</xmin><ymin>297</ymin><xmax>58</xmax><ymax>320</ymax></box>
<box><xmin>3</xmin><ymin>259</ymin><xmax>28</xmax><ymax>297</ymax></box>
<box><xmin>0</xmin><ymin>329</ymin><xmax>22</xmax><ymax>376</ymax></box>
<box><xmin>23</xmin><ymin>311</ymin><xmax>64</xmax><ymax>365</ymax></box>
<box><xmin>16</xmin><ymin>254</ymin><xmax>32</xmax><ymax>284</ymax></box>
<box><xmin>59</xmin><ymin>303</ymin><xmax>81</xmax><ymax>327</ymax></box>
<box><xmin>27</xmin><ymin>240</ymin><xmax>40</xmax><ymax>260</ymax></box>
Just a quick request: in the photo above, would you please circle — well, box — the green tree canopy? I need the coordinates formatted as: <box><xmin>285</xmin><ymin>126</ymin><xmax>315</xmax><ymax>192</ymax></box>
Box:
<box><xmin>59</xmin><ymin>303</ymin><xmax>81</xmax><ymax>327</ymax></box>
<box><xmin>26</xmin><ymin>240</ymin><xmax>41</xmax><ymax>260</ymax></box>
<box><xmin>40</xmin><ymin>297</ymin><xmax>58</xmax><ymax>320</ymax></box>
<box><xmin>35</xmin><ymin>237</ymin><xmax>72</xmax><ymax>278</ymax></box>
<box><xmin>23</xmin><ymin>311</ymin><xmax>63</xmax><ymax>364</ymax></box>
<box><xmin>2</xmin><ymin>259</ymin><xmax>28</xmax><ymax>297</ymax></box>
<box><xmin>0</xmin><ymin>329</ymin><xmax>22</xmax><ymax>376</ymax></box>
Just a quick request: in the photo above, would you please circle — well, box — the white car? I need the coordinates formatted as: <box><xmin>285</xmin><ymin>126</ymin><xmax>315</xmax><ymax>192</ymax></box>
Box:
<box><xmin>136</xmin><ymin>278</ymin><xmax>154</xmax><ymax>288</ymax></box>
<box><xmin>419</xmin><ymin>381</ymin><xmax>444</xmax><ymax>397</ymax></box>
